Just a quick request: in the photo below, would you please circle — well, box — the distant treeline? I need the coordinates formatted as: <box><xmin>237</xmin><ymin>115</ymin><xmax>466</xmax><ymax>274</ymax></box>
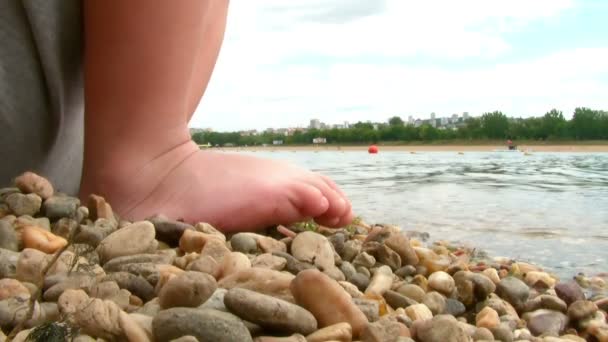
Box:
<box><xmin>192</xmin><ymin>107</ymin><xmax>608</xmax><ymax>146</ymax></box>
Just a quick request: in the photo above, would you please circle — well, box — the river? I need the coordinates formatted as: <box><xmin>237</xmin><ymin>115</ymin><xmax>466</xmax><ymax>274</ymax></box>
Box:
<box><xmin>237</xmin><ymin>150</ymin><xmax>608</xmax><ymax>279</ymax></box>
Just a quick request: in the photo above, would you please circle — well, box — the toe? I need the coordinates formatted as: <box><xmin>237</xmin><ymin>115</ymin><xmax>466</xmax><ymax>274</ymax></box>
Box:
<box><xmin>286</xmin><ymin>182</ymin><xmax>330</xmax><ymax>220</ymax></box>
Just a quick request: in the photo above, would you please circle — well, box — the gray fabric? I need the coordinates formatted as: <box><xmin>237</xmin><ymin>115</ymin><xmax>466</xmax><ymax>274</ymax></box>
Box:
<box><xmin>0</xmin><ymin>0</ymin><xmax>83</xmax><ymax>195</ymax></box>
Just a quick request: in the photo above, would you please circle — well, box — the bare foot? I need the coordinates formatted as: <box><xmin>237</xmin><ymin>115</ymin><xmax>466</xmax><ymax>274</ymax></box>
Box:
<box><xmin>80</xmin><ymin>140</ymin><xmax>353</xmax><ymax>232</ymax></box>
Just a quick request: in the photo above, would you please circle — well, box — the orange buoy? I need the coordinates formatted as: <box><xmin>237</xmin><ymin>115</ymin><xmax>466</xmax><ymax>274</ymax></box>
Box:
<box><xmin>368</xmin><ymin>145</ymin><xmax>378</xmax><ymax>154</ymax></box>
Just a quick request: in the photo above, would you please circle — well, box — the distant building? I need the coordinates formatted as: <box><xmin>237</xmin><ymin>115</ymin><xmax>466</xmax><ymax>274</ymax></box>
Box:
<box><xmin>463</xmin><ymin>112</ymin><xmax>470</xmax><ymax>120</ymax></box>
<box><xmin>272</xmin><ymin>140</ymin><xmax>284</xmax><ymax>145</ymax></box>
<box><xmin>430</xmin><ymin>112</ymin><xmax>436</xmax><ymax>120</ymax></box>
<box><xmin>189</xmin><ymin>127</ymin><xmax>212</xmax><ymax>135</ymax></box>
<box><xmin>312</xmin><ymin>137</ymin><xmax>327</xmax><ymax>144</ymax></box>
<box><xmin>451</xmin><ymin>113</ymin><xmax>459</xmax><ymax>122</ymax></box>
<box><xmin>309</xmin><ymin>119</ymin><xmax>321</xmax><ymax>129</ymax></box>
<box><xmin>344</xmin><ymin>121</ymin><xmax>350</xmax><ymax>129</ymax></box>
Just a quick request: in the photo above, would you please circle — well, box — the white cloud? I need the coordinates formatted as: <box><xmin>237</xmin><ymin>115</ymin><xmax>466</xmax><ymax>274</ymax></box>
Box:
<box><xmin>190</xmin><ymin>0</ymin><xmax>608</xmax><ymax>131</ymax></box>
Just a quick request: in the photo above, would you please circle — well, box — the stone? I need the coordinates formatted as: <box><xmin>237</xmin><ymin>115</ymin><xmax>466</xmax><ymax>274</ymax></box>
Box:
<box><xmin>353</xmin><ymin>298</ymin><xmax>380</xmax><ymax>323</ymax></box>
<box><xmin>472</xmin><ymin>327</ymin><xmax>494</xmax><ymax>341</ymax></box>
<box><xmin>364</xmin><ymin>242</ymin><xmax>402</xmax><ymax>271</ymax></box>
<box><xmin>152</xmin><ymin>308</ymin><xmax>253</xmax><ymax>342</ymax></box>
<box><xmin>0</xmin><ymin>279</ymin><xmax>30</xmax><ymax>300</ymax></box>
<box><xmin>306</xmin><ymin>322</ymin><xmax>352</xmax><ymax>342</ymax></box>
<box><xmin>157</xmin><ymin>271</ymin><xmax>216</xmax><ymax>309</ymax></box>
<box><xmin>428</xmin><ymin>271</ymin><xmax>455</xmax><ymax>296</ymax></box>
<box><xmin>0</xmin><ymin>220</ymin><xmax>18</xmax><ymax>251</ymax></box>
<box><xmin>251</xmin><ymin>253</ymin><xmax>287</xmax><ymax>271</ymax></box>
<box><xmin>395</xmin><ymin>265</ymin><xmax>417</xmax><ymax>278</ymax></box>
<box><xmin>219</xmin><ymin>268</ymin><xmax>295</xmax><ymax>302</ymax></box>
<box><xmin>350</xmin><ymin>272</ymin><xmax>371</xmax><ymax>292</ymax></box>
<box><xmin>476</xmin><ymin>306</ymin><xmax>500</xmax><ymax>329</ymax></box>
<box><xmin>291</xmin><ymin>231</ymin><xmax>336</xmax><ymax>271</ymax></box>
<box><xmin>384</xmin><ymin>232</ymin><xmax>419</xmax><ymax>266</ymax></box>
<box><xmin>422</xmin><ymin>292</ymin><xmax>446</xmax><ymax>316</ymax></box>
<box><xmin>339</xmin><ymin>281</ymin><xmax>364</xmax><ymax>298</ymax></box>
<box><xmin>523</xmin><ymin>309</ymin><xmax>568</xmax><ymax>337</ymax></box>
<box><xmin>6</xmin><ymin>193</ymin><xmax>41</xmax><ymax>216</ymax></box>
<box><xmin>89</xmin><ymin>281</ymin><xmax>131</xmax><ymax>310</ymax></box>
<box><xmin>16</xmin><ymin>248</ymin><xmax>49</xmax><ymax>283</ymax></box>
<box><xmin>328</xmin><ymin>232</ymin><xmax>346</xmax><ymax>255</ymax></box>
<box><xmin>14</xmin><ymin>172</ymin><xmax>53</xmax><ymax>199</ymax></box>
<box><xmin>524</xmin><ymin>294</ymin><xmax>568</xmax><ymax>313</ymax></box>
<box><xmin>554</xmin><ymin>281</ymin><xmax>585</xmax><ymax>306</ymax></box>
<box><xmin>230</xmin><ymin>233</ymin><xmax>258</xmax><ymax>254</ymax></box>
<box><xmin>224</xmin><ymin>287</ymin><xmax>317</xmax><ymax>335</ymax></box>
<box><xmin>43</xmin><ymin>274</ymin><xmax>97</xmax><ymax>301</ymax></box>
<box><xmin>119</xmin><ymin>311</ymin><xmax>152</xmax><ymax>342</ymax></box>
<box><xmin>361</xmin><ymin>318</ymin><xmax>409</xmax><ymax>342</ymax></box>
<box><xmin>219</xmin><ymin>252</ymin><xmax>251</xmax><ymax>279</ymax></box>
<box><xmin>103</xmin><ymin>253</ymin><xmax>175</xmax><ymax>273</ymax></box>
<box><xmin>395</xmin><ymin>284</ymin><xmax>426</xmax><ymax>303</ymax></box>
<box><xmin>482</xmin><ymin>268</ymin><xmax>500</xmax><ymax>284</ymax></box>
<box><xmin>353</xmin><ymin>252</ymin><xmax>376</xmax><ymax>269</ymax></box>
<box><xmin>257</xmin><ymin>235</ymin><xmax>287</xmax><ymax>254</ymax></box>
<box><xmin>384</xmin><ymin>290</ymin><xmax>418</xmax><ymax>309</ymax></box>
<box><xmin>179</xmin><ymin>229</ymin><xmax>223</xmax><ymax>253</ymax></box>
<box><xmin>366</xmin><ymin>265</ymin><xmax>393</xmax><ymax>296</ymax></box>
<box><xmin>57</xmin><ymin>289</ymin><xmax>123</xmax><ymax>340</ymax></box>
<box><xmin>291</xmin><ymin>269</ymin><xmax>368</xmax><ymax>338</ymax></box>
<box><xmin>414</xmin><ymin>314</ymin><xmax>469</xmax><ymax>342</ymax></box>
<box><xmin>496</xmin><ymin>276</ymin><xmax>529</xmax><ymax>311</ymax></box>
<box><xmin>96</xmin><ymin>221</ymin><xmax>157</xmax><ymax>264</ymax></box>
<box><xmin>272</xmin><ymin>251</ymin><xmax>315</xmax><ymax>275</ymax></box>
<box><xmin>405</xmin><ymin>304</ymin><xmax>433</xmax><ymax>321</ymax></box>
<box><xmin>199</xmin><ymin>288</ymin><xmax>228</xmax><ymax>312</ymax></box>
<box><xmin>199</xmin><ymin>238</ymin><xmax>231</xmax><ymax>264</ymax></box>
<box><xmin>43</xmin><ymin>196</ymin><xmax>80</xmax><ymax>220</ymax></box>
<box><xmin>342</xmin><ymin>239</ymin><xmax>362</xmax><ymax>262</ymax></box>
<box><xmin>524</xmin><ymin>271</ymin><xmax>556</xmax><ymax>288</ymax></box>
<box><xmin>567</xmin><ymin>300</ymin><xmax>598</xmax><ymax>321</ymax></box>
<box><xmin>21</xmin><ymin>225</ymin><xmax>67</xmax><ymax>254</ymax></box>
<box><xmin>51</xmin><ymin>217</ymin><xmax>78</xmax><ymax>239</ymax></box>
<box><xmin>444</xmin><ymin>298</ymin><xmax>466</xmax><ymax>316</ymax></box>
<box><xmin>74</xmin><ymin>219</ymin><xmax>116</xmax><ymax>247</ymax></box>
<box><xmin>149</xmin><ymin>214</ymin><xmax>194</xmax><ymax>246</ymax></box>
<box><xmin>340</xmin><ymin>261</ymin><xmax>357</xmax><ymax>280</ymax></box>
<box><xmin>254</xmin><ymin>335</ymin><xmax>306</xmax><ymax>342</ymax></box>
<box><xmin>490</xmin><ymin>323</ymin><xmax>513</xmax><ymax>342</ymax></box>
<box><xmin>187</xmin><ymin>255</ymin><xmax>221</xmax><ymax>278</ymax></box>
<box><xmin>87</xmin><ymin>194</ymin><xmax>115</xmax><ymax>222</ymax></box>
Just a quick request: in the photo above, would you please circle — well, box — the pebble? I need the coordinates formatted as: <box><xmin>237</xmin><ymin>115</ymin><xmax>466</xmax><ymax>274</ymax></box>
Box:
<box><xmin>353</xmin><ymin>252</ymin><xmax>376</xmax><ymax>269</ymax></box>
<box><xmin>252</xmin><ymin>253</ymin><xmax>287</xmax><ymax>270</ymax></box>
<box><xmin>96</xmin><ymin>221</ymin><xmax>158</xmax><ymax>264</ymax></box>
<box><xmin>198</xmin><ymin>288</ymin><xmax>228</xmax><ymax>311</ymax></box>
<box><xmin>0</xmin><ymin>220</ymin><xmax>18</xmax><ymax>251</ymax></box>
<box><xmin>364</xmin><ymin>242</ymin><xmax>402</xmax><ymax>271</ymax></box>
<box><xmin>395</xmin><ymin>284</ymin><xmax>426</xmax><ymax>303</ymax></box>
<box><xmin>291</xmin><ymin>231</ymin><xmax>336</xmax><ymax>272</ymax></box>
<box><xmin>179</xmin><ymin>229</ymin><xmax>223</xmax><ymax>253</ymax></box>
<box><xmin>199</xmin><ymin>238</ymin><xmax>231</xmax><ymax>264</ymax></box>
<box><xmin>254</xmin><ymin>335</ymin><xmax>306</xmax><ymax>342</ymax></box>
<box><xmin>472</xmin><ymin>326</ymin><xmax>494</xmax><ymax>341</ymax></box>
<box><xmin>353</xmin><ymin>298</ymin><xmax>380</xmax><ymax>322</ymax></box>
<box><xmin>567</xmin><ymin>300</ymin><xmax>598</xmax><ymax>321</ymax></box>
<box><xmin>306</xmin><ymin>322</ymin><xmax>352</xmax><ymax>342</ymax></box>
<box><xmin>57</xmin><ymin>289</ymin><xmax>123</xmax><ymax>340</ymax></box>
<box><xmin>21</xmin><ymin>225</ymin><xmax>67</xmax><ymax>253</ymax></box>
<box><xmin>524</xmin><ymin>309</ymin><xmax>568</xmax><ymax>337</ymax></box>
<box><xmin>422</xmin><ymin>291</ymin><xmax>446</xmax><ymax>316</ymax></box>
<box><xmin>405</xmin><ymin>304</ymin><xmax>433</xmax><ymax>321</ymax></box>
<box><xmin>230</xmin><ymin>233</ymin><xmax>259</xmax><ymax>254</ymax></box>
<box><xmin>152</xmin><ymin>308</ymin><xmax>253</xmax><ymax>342</ymax></box>
<box><xmin>339</xmin><ymin>280</ymin><xmax>364</xmax><ymax>298</ymax></box>
<box><xmin>554</xmin><ymin>281</ymin><xmax>586</xmax><ymax>306</ymax></box>
<box><xmin>0</xmin><ymin>278</ymin><xmax>30</xmax><ymax>300</ymax></box>
<box><xmin>224</xmin><ymin>287</ymin><xmax>317</xmax><ymax>335</ymax></box>
<box><xmin>43</xmin><ymin>195</ymin><xmax>80</xmax><ymax>220</ymax></box>
<box><xmin>14</xmin><ymin>172</ymin><xmax>54</xmax><ymax>199</ymax></box>
<box><xmin>525</xmin><ymin>271</ymin><xmax>557</xmax><ymax>288</ymax></box>
<box><xmin>6</xmin><ymin>193</ymin><xmax>41</xmax><ymax>216</ymax></box>
<box><xmin>361</xmin><ymin>317</ymin><xmax>410</xmax><ymax>342</ymax></box>
<box><xmin>366</xmin><ymin>265</ymin><xmax>393</xmax><ymax>296</ymax></box>
<box><xmin>219</xmin><ymin>267</ymin><xmax>295</xmax><ymax>302</ymax></box>
<box><xmin>482</xmin><ymin>268</ymin><xmax>500</xmax><ymax>284</ymax></box>
<box><xmin>219</xmin><ymin>251</ymin><xmax>251</xmax><ymax>279</ymax></box>
<box><xmin>384</xmin><ymin>232</ymin><xmax>419</xmax><ymax>266</ymax></box>
<box><xmin>149</xmin><ymin>215</ymin><xmax>194</xmax><ymax>246</ymax></box>
<box><xmin>428</xmin><ymin>271</ymin><xmax>456</xmax><ymax>296</ymax></box>
<box><xmin>496</xmin><ymin>276</ymin><xmax>530</xmax><ymax>311</ymax></box>
<box><xmin>384</xmin><ymin>290</ymin><xmax>419</xmax><ymax>309</ymax></box>
<box><xmin>414</xmin><ymin>314</ymin><xmax>469</xmax><ymax>342</ymax></box>
<box><xmin>291</xmin><ymin>269</ymin><xmax>368</xmax><ymax>338</ymax></box>
<box><xmin>158</xmin><ymin>271</ymin><xmax>217</xmax><ymax>308</ymax></box>
<box><xmin>342</xmin><ymin>239</ymin><xmax>362</xmax><ymax>262</ymax></box>
<box><xmin>476</xmin><ymin>306</ymin><xmax>500</xmax><ymax>329</ymax></box>
<box><xmin>187</xmin><ymin>255</ymin><xmax>221</xmax><ymax>278</ymax></box>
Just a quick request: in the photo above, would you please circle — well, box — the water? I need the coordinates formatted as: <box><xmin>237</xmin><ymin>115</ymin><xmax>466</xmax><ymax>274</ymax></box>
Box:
<box><xmin>239</xmin><ymin>150</ymin><xmax>608</xmax><ymax>278</ymax></box>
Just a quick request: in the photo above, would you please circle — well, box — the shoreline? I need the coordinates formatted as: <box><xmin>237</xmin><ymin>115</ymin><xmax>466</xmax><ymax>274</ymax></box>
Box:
<box><xmin>217</xmin><ymin>144</ymin><xmax>608</xmax><ymax>152</ymax></box>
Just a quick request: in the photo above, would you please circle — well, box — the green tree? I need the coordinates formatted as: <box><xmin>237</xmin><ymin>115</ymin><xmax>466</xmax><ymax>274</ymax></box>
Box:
<box><xmin>480</xmin><ymin>111</ymin><xmax>509</xmax><ymax>139</ymax></box>
<box><xmin>388</xmin><ymin>116</ymin><xmax>404</xmax><ymax>126</ymax></box>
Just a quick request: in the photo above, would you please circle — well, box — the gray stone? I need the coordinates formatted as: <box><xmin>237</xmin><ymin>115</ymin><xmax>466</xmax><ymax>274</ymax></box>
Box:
<box><xmin>353</xmin><ymin>252</ymin><xmax>376</xmax><ymax>269</ymax></box>
<box><xmin>395</xmin><ymin>265</ymin><xmax>417</xmax><ymax>278</ymax></box>
<box><xmin>0</xmin><ymin>248</ymin><xmax>19</xmax><ymax>278</ymax></box>
<box><xmin>490</xmin><ymin>323</ymin><xmax>514</xmax><ymax>342</ymax></box>
<box><xmin>395</xmin><ymin>284</ymin><xmax>426</xmax><ymax>303</ymax></box>
<box><xmin>74</xmin><ymin>219</ymin><xmax>116</xmax><ymax>247</ymax></box>
<box><xmin>273</xmin><ymin>251</ymin><xmax>315</xmax><ymax>275</ymax></box>
<box><xmin>415</xmin><ymin>315</ymin><xmax>469</xmax><ymax>342</ymax></box>
<box><xmin>43</xmin><ymin>274</ymin><xmax>96</xmax><ymax>301</ymax></box>
<box><xmin>327</xmin><ymin>232</ymin><xmax>345</xmax><ymax>256</ymax></box>
<box><xmin>43</xmin><ymin>195</ymin><xmax>80</xmax><ymax>220</ymax></box>
<box><xmin>567</xmin><ymin>300</ymin><xmax>598</xmax><ymax>321</ymax></box>
<box><xmin>350</xmin><ymin>272</ymin><xmax>371</xmax><ymax>292</ymax></box>
<box><xmin>152</xmin><ymin>308</ymin><xmax>252</xmax><ymax>342</ymax></box>
<box><xmin>524</xmin><ymin>294</ymin><xmax>567</xmax><ymax>313</ymax></box>
<box><xmin>444</xmin><ymin>298</ymin><xmax>466</xmax><ymax>316</ymax></box>
<box><xmin>230</xmin><ymin>233</ymin><xmax>258</xmax><ymax>254</ymax></box>
<box><xmin>342</xmin><ymin>239</ymin><xmax>362</xmax><ymax>262</ymax></box>
<box><xmin>523</xmin><ymin>309</ymin><xmax>568</xmax><ymax>337</ymax></box>
<box><xmin>198</xmin><ymin>288</ymin><xmax>228</xmax><ymax>311</ymax></box>
<box><xmin>103</xmin><ymin>253</ymin><xmax>174</xmax><ymax>272</ymax></box>
<box><xmin>158</xmin><ymin>271</ymin><xmax>217</xmax><ymax>309</ymax></box>
<box><xmin>224</xmin><ymin>287</ymin><xmax>317</xmax><ymax>335</ymax></box>
<box><xmin>0</xmin><ymin>220</ymin><xmax>18</xmax><ymax>251</ymax></box>
<box><xmin>6</xmin><ymin>193</ymin><xmax>41</xmax><ymax>216</ymax></box>
<box><xmin>96</xmin><ymin>221</ymin><xmax>157</xmax><ymax>264</ymax></box>
<box><xmin>339</xmin><ymin>261</ymin><xmax>356</xmax><ymax>281</ymax></box>
<box><xmin>353</xmin><ymin>298</ymin><xmax>380</xmax><ymax>322</ymax></box>
<box><xmin>496</xmin><ymin>277</ymin><xmax>529</xmax><ymax>311</ymax></box>
<box><xmin>361</xmin><ymin>317</ymin><xmax>405</xmax><ymax>342</ymax></box>
<box><xmin>103</xmin><ymin>272</ymin><xmax>156</xmax><ymax>301</ymax></box>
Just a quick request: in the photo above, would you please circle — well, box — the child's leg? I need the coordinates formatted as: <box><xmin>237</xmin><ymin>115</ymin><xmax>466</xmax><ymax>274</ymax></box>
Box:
<box><xmin>79</xmin><ymin>0</ymin><xmax>353</xmax><ymax>231</ymax></box>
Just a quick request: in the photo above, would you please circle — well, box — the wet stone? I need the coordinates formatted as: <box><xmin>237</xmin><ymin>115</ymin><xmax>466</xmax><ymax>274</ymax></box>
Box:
<box><xmin>496</xmin><ymin>276</ymin><xmax>529</xmax><ymax>312</ymax></box>
<box><xmin>555</xmin><ymin>281</ymin><xmax>585</xmax><ymax>306</ymax></box>
<box><xmin>231</xmin><ymin>233</ymin><xmax>259</xmax><ymax>254</ymax></box>
<box><xmin>43</xmin><ymin>195</ymin><xmax>80</xmax><ymax>220</ymax></box>
<box><xmin>444</xmin><ymin>298</ymin><xmax>466</xmax><ymax>316</ymax></box>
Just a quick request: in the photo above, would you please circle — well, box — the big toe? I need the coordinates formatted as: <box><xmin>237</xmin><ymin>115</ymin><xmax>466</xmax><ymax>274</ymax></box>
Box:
<box><xmin>285</xmin><ymin>182</ymin><xmax>330</xmax><ymax>221</ymax></box>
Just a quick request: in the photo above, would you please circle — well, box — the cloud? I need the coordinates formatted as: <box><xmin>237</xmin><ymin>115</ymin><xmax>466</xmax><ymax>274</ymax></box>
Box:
<box><xmin>191</xmin><ymin>0</ymin><xmax>608</xmax><ymax>131</ymax></box>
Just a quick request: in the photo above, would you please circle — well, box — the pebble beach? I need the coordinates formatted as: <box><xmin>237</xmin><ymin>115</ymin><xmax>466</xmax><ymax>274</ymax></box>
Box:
<box><xmin>0</xmin><ymin>172</ymin><xmax>606</xmax><ymax>342</ymax></box>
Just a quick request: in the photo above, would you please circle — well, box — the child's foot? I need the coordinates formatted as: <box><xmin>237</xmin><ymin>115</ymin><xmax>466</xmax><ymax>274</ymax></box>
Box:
<box><xmin>79</xmin><ymin>141</ymin><xmax>353</xmax><ymax>232</ymax></box>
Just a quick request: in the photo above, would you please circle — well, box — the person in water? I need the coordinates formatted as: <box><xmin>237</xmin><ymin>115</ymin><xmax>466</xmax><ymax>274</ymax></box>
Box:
<box><xmin>0</xmin><ymin>0</ymin><xmax>353</xmax><ymax>232</ymax></box>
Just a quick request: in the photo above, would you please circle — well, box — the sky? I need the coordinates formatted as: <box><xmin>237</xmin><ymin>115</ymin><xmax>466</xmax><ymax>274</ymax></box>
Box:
<box><xmin>190</xmin><ymin>0</ymin><xmax>608</xmax><ymax>132</ymax></box>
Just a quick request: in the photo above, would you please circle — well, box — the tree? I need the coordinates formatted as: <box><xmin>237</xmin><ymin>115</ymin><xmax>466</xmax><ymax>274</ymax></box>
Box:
<box><xmin>540</xmin><ymin>109</ymin><xmax>566</xmax><ymax>139</ymax></box>
<box><xmin>480</xmin><ymin>111</ymin><xmax>509</xmax><ymax>139</ymax></box>
<box><xmin>388</xmin><ymin>116</ymin><xmax>404</xmax><ymax>126</ymax></box>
